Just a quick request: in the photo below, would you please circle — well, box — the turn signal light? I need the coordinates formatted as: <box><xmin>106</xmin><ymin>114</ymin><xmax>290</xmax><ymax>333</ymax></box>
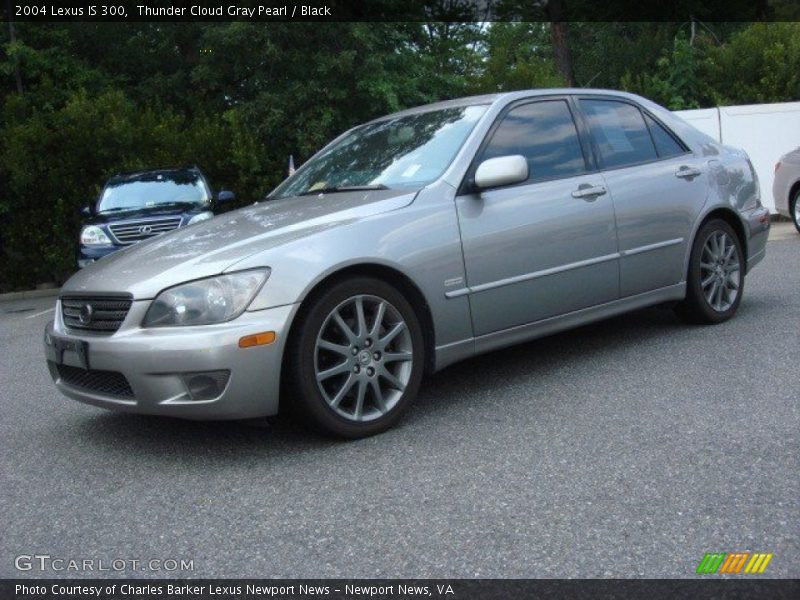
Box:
<box><xmin>238</xmin><ymin>331</ymin><xmax>276</xmax><ymax>348</ymax></box>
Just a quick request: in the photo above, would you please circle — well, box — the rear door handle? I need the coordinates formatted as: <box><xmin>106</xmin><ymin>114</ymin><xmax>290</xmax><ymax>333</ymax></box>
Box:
<box><xmin>572</xmin><ymin>184</ymin><xmax>607</xmax><ymax>200</ymax></box>
<box><xmin>675</xmin><ymin>166</ymin><xmax>702</xmax><ymax>179</ymax></box>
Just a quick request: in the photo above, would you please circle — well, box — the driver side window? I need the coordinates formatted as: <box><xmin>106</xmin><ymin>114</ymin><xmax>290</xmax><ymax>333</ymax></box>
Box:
<box><xmin>479</xmin><ymin>100</ymin><xmax>588</xmax><ymax>185</ymax></box>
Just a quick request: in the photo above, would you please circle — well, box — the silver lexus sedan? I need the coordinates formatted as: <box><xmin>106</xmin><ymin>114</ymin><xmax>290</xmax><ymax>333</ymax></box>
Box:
<box><xmin>45</xmin><ymin>89</ymin><xmax>770</xmax><ymax>438</ymax></box>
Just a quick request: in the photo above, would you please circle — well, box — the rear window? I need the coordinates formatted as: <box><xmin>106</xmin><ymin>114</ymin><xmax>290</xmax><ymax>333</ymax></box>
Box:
<box><xmin>580</xmin><ymin>99</ymin><xmax>657</xmax><ymax>169</ymax></box>
<box><xmin>644</xmin><ymin>113</ymin><xmax>686</xmax><ymax>158</ymax></box>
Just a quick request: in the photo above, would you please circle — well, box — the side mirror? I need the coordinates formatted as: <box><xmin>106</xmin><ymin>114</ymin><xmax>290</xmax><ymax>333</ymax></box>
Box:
<box><xmin>217</xmin><ymin>190</ymin><xmax>235</xmax><ymax>203</ymax></box>
<box><xmin>474</xmin><ymin>155</ymin><xmax>528</xmax><ymax>190</ymax></box>
<box><xmin>80</xmin><ymin>205</ymin><xmax>92</xmax><ymax>217</ymax></box>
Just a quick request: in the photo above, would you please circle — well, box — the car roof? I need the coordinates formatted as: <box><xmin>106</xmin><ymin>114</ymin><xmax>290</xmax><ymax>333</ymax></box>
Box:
<box><xmin>363</xmin><ymin>88</ymin><xmax>712</xmax><ymax>151</ymax></box>
<box><xmin>368</xmin><ymin>88</ymin><xmax>649</xmax><ymax>123</ymax></box>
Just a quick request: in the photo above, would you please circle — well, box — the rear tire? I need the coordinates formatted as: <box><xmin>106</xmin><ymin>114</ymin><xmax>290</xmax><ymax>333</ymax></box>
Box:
<box><xmin>285</xmin><ymin>277</ymin><xmax>424</xmax><ymax>439</ymax></box>
<box><xmin>675</xmin><ymin>219</ymin><xmax>744</xmax><ymax>324</ymax></box>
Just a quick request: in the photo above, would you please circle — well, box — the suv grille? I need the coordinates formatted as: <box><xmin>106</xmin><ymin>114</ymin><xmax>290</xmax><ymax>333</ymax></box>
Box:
<box><xmin>108</xmin><ymin>216</ymin><xmax>183</xmax><ymax>244</ymax></box>
<box><xmin>61</xmin><ymin>296</ymin><xmax>132</xmax><ymax>333</ymax></box>
<box><xmin>54</xmin><ymin>363</ymin><xmax>134</xmax><ymax>399</ymax></box>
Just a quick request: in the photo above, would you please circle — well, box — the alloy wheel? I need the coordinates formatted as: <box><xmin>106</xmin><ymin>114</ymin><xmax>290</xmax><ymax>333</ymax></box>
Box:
<box><xmin>314</xmin><ymin>294</ymin><xmax>413</xmax><ymax>422</ymax></box>
<box><xmin>699</xmin><ymin>231</ymin><xmax>740</xmax><ymax>312</ymax></box>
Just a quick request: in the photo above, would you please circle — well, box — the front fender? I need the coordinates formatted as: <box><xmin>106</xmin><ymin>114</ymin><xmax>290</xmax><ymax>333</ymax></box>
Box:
<box><xmin>236</xmin><ymin>182</ymin><xmax>475</xmax><ymax>351</ymax></box>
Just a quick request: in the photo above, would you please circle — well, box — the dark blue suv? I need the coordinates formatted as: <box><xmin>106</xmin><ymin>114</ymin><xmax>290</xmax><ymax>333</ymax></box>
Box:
<box><xmin>78</xmin><ymin>166</ymin><xmax>234</xmax><ymax>268</ymax></box>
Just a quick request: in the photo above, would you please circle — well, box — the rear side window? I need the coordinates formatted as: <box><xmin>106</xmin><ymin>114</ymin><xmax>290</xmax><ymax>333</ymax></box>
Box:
<box><xmin>480</xmin><ymin>100</ymin><xmax>587</xmax><ymax>183</ymax></box>
<box><xmin>580</xmin><ymin>99</ymin><xmax>657</xmax><ymax>168</ymax></box>
<box><xmin>644</xmin><ymin>113</ymin><xmax>686</xmax><ymax>158</ymax></box>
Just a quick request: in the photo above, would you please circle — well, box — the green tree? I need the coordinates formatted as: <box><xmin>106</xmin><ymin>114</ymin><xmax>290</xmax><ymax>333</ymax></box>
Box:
<box><xmin>620</xmin><ymin>32</ymin><xmax>710</xmax><ymax>110</ymax></box>
<box><xmin>472</xmin><ymin>22</ymin><xmax>564</xmax><ymax>92</ymax></box>
<box><xmin>706</xmin><ymin>22</ymin><xmax>800</xmax><ymax>105</ymax></box>
<box><xmin>0</xmin><ymin>22</ymin><xmax>484</xmax><ymax>289</ymax></box>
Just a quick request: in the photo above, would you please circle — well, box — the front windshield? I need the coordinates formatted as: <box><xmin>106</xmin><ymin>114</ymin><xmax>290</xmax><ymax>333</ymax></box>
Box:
<box><xmin>97</xmin><ymin>172</ymin><xmax>211</xmax><ymax>213</ymax></box>
<box><xmin>270</xmin><ymin>104</ymin><xmax>488</xmax><ymax>199</ymax></box>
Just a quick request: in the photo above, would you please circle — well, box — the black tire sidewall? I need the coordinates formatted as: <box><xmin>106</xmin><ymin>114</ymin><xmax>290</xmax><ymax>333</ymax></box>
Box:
<box><xmin>792</xmin><ymin>193</ymin><xmax>800</xmax><ymax>234</ymax></box>
<box><xmin>684</xmin><ymin>219</ymin><xmax>745</xmax><ymax>324</ymax></box>
<box><xmin>287</xmin><ymin>277</ymin><xmax>425</xmax><ymax>438</ymax></box>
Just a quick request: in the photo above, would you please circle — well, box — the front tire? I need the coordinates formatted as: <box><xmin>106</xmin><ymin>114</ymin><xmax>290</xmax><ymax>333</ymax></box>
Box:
<box><xmin>675</xmin><ymin>219</ymin><xmax>744</xmax><ymax>324</ymax></box>
<box><xmin>286</xmin><ymin>277</ymin><xmax>424</xmax><ymax>438</ymax></box>
<box><xmin>791</xmin><ymin>191</ymin><xmax>800</xmax><ymax>234</ymax></box>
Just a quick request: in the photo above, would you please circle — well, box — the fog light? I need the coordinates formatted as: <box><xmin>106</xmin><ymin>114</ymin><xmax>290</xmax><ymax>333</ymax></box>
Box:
<box><xmin>181</xmin><ymin>370</ymin><xmax>230</xmax><ymax>401</ymax></box>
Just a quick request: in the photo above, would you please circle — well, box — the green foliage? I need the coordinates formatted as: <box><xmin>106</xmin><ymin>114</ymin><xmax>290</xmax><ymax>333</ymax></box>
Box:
<box><xmin>471</xmin><ymin>22</ymin><xmax>564</xmax><ymax>92</ymax></box>
<box><xmin>620</xmin><ymin>33</ymin><xmax>710</xmax><ymax>110</ymax></box>
<box><xmin>705</xmin><ymin>22</ymin><xmax>800</xmax><ymax>105</ymax></box>
<box><xmin>0</xmin><ymin>22</ymin><xmax>475</xmax><ymax>290</ymax></box>
<box><xmin>0</xmin><ymin>21</ymin><xmax>798</xmax><ymax>290</ymax></box>
<box><xmin>571</xmin><ymin>23</ymin><xmax>676</xmax><ymax>89</ymax></box>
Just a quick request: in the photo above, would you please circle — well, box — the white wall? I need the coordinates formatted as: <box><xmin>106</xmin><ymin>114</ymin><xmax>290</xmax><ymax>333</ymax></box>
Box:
<box><xmin>675</xmin><ymin>102</ymin><xmax>800</xmax><ymax>213</ymax></box>
<box><xmin>675</xmin><ymin>107</ymin><xmax>720</xmax><ymax>141</ymax></box>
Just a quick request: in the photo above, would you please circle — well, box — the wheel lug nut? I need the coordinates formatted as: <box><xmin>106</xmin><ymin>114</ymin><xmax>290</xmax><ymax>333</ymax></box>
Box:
<box><xmin>367</xmin><ymin>367</ymin><xmax>375</xmax><ymax>377</ymax></box>
<box><xmin>353</xmin><ymin>365</ymin><xmax>360</xmax><ymax>373</ymax></box>
<box><xmin>373</xmin><ymin>351</ymin><xmax>381</xmax><ymax>360</ymax></box>
<box><xmin>365</xmin><ymin>339</ymin><xmax>372</xmax><ymax>347</ymax></box>
<box><xmin>351</xmin><ymin>347</ymin><xmax>358</xmax><ymax>355</ymax></box>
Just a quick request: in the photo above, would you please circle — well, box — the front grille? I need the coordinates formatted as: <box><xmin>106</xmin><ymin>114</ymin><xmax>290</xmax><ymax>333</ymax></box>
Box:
<box><xmin>61</xmin><ymin>296</ymin><xmax>132</xmax><ymax>333</ymax></box>
<box><xmin>54</xmin><ymin>363</ymin><xmax>134</xmax><ymax>399</ymax></box>
<box><xmin>108</xmin><ymin>216</ymin><xmax>182</xmax><ymax>244</ymax></box>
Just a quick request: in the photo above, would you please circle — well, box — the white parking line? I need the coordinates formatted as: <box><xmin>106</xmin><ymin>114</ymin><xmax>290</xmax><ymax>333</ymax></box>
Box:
<box><xmin>25</xmin><ymin>307</ymin><xmax>55</xmax><ymax>319</ymax></box>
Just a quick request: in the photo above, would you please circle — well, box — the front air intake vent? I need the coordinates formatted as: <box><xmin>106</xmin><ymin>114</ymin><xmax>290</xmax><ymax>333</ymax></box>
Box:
<box><xmin>61</xmin><ymin>295</ymin><xmax>133</xmax><ymax>333</ymax></box>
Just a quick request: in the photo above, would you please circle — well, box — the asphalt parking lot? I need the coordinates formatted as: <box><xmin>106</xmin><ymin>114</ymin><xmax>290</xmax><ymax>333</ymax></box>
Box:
<box><xmin>1</xmin><ymin>232</ymin><xmax>798</xmax><ymax>579</ymax></box>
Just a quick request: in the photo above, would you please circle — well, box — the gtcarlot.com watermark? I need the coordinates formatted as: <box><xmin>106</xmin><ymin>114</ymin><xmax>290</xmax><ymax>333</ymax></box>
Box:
<box><xmin>15</xmin><ymin>554</ymin><xmax>194</xmax><ymax>573</ymax></box>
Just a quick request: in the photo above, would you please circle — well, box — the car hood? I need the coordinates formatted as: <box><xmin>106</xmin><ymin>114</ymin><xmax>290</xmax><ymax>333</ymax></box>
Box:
<box><xmin>63</xmin><ymin>188</ymin><xmax>417</xmax><ymax>299</ymax></box>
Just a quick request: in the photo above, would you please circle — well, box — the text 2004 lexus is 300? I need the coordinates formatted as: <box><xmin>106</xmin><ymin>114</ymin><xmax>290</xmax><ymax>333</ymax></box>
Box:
<box><xmin>45</xmin><ymin>89</ymin><xmax>770</xmax><ymax>438</ymax></box>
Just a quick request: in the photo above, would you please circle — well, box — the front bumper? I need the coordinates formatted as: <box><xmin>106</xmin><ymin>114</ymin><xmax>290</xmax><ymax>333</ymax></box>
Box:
<box><xmin>44</xmin><ymin>300</ymin><xmax>298</xmax><ymax>419</ymax></box>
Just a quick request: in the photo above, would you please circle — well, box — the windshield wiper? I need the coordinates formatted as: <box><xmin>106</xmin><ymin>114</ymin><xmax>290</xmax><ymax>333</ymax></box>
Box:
<box><xmin>149</xmin><ymin>201</ymin><xmax>199</xmax><ymax>209</ymax></box>
<box><xmin>96</xmin><ymin>206</ymin><xmax>141</xmax><ymax>214</ymax></box>
<box><xmin>297</xmin><ymin>184</ymin><xmax>389</xmax><ymax>196</ymax></box>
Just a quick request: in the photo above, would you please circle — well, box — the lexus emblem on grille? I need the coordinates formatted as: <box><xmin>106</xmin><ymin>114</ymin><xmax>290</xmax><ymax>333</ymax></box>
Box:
<box><xmin>78</xmin><ymin>303</ymin><xmax>94</xmax><ymax>325</ymax></box>
<box><xmin>139</xmin><ymin>224</ymin><xmax>153</xmax><ymax>234</ymax></box>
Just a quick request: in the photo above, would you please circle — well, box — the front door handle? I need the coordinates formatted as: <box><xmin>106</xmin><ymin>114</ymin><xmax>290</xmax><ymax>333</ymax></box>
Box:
<box><xmin>572</xmin><ymin>184</ymin><xmax>607</xmax><ymax>200</ymax></box>
<box><xmin>675</xmin><ymin>166</ymin><xmax>702</xmax><ymax>179</ymax></box>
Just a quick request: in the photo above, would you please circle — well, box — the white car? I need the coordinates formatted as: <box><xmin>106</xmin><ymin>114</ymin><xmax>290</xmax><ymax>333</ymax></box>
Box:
<box><xmin>773</xmin><ymin>147</ymin><xmax>800</xmax><ymax>233</ymax></box>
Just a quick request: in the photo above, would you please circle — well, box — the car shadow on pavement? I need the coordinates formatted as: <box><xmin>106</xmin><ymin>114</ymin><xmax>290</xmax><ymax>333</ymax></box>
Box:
<box><xmin>405</xmin><ymin>304</ymin><xmax>691</xmax><ymax>422</ymax></box>
<box><xmin>72</xmin><ymin>407</ymin><xmax>342</xmax><ymax>461</ymax></box>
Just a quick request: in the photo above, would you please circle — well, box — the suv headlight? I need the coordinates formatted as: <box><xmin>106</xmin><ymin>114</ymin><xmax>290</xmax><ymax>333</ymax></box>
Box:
<box><xmin>80</xmin><ymin>225</ymin><xmax>112</xmax><ymax>246</ymax></box>
<box><xmin>143</xmin><ymin>269</ymin><xmax>270</xmax><ymax>327</ymax></box>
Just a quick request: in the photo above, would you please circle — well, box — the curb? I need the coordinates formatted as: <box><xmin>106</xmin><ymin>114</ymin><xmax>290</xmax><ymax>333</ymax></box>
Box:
<box><xmin>0</xmin><ymin>287</ymin><xmax>61</xmax><ymax>302</ymax></box>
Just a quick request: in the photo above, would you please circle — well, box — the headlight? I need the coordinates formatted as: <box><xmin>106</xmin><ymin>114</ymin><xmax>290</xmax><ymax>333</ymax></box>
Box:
<box><xmin>80</xmin><ymin>225</ymin><xmax>112</xmax><ymax>246</ymax></box>
<box><xmin>143</xmin><ymin>269</ymin><xmax>270</xmax><ymax>327</ymax></box>
<box><xmin>187</xmin><ymin>211</ymin><xmax>213</xmax><ymax>226</ymax></box>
